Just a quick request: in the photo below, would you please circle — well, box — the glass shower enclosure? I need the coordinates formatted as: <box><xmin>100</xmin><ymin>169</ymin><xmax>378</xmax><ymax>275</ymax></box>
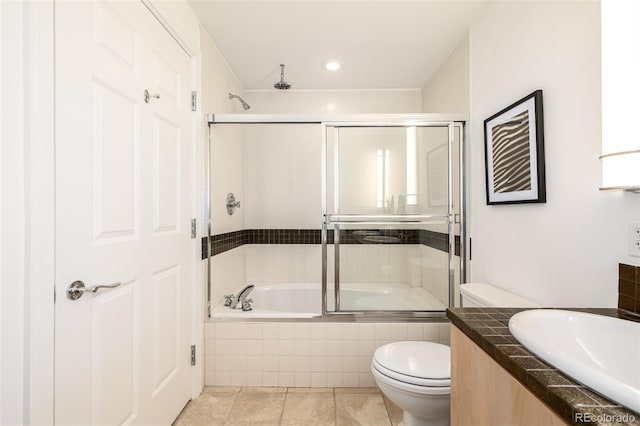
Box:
<box><xmin>322</xmin><ymin>118</ymin><xmax>464</xmax><ymax>318</ymax></box>
<box><xmin>206</xmin><ymin>114</ymin><xmax>466</xmax><ymax>319</ymax></box>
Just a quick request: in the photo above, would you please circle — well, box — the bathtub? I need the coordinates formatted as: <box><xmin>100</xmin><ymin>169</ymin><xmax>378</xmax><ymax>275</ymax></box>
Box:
<box><xmin>210</xmin><ymin>282</ymin><xmax>446</xmax><ymax>319</ymax></box>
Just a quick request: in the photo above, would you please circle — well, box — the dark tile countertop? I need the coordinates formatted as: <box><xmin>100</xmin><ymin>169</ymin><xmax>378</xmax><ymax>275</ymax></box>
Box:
<box><xmin>446</xmin><ymin>307</ymin><xmax>640</xmax><ymax>426</ymax></box>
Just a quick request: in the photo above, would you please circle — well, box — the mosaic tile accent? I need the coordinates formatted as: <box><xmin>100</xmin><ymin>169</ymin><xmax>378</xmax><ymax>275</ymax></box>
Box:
<box><xmin>447</xmin><ymin>308</ymin><xmax>640</xmax><ymax>426</ymax></box>
<box><xmin>619</xmin><ymin>263</ymin><xmax>640</xmax><ymax>315</ymax></box>
<box><xmin>202</xmin><ymin>228</ymin><xmax>460</xmax><ymax>259</ymax></box>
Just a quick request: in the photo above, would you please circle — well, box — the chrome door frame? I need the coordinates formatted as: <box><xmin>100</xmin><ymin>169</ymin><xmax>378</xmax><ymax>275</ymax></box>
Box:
<box><xmin>321</xmin><ymin>118</ymin><xmax>466</xmax><ymax>320</ymax></box>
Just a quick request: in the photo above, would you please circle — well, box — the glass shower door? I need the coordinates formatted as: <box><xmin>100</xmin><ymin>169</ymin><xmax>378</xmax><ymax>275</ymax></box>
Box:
<box><xmin>323</xmin><ymin>123</ymin><xmax>461</xmax><ymax>315</ymax></box>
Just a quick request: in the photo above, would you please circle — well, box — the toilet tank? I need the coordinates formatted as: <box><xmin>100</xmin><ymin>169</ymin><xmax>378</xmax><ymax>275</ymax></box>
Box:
<box><xmin>460</xmin><ymin>283</ymin><xmax>540</xmax><ymax>307</ymax></box>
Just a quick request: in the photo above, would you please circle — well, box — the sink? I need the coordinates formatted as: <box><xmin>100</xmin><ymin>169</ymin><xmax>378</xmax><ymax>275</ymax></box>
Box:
<box><xmin>508</xmin><ymin>309</ymin><xmax>640</xmax><ymax>412</ymax></box>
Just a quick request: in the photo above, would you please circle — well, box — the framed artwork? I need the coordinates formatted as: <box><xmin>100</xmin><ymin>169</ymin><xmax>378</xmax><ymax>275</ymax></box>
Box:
<box><xmin>484</xmin><ymin>90</ymin><xmax>546</xmax><ymax>205</ymax></box>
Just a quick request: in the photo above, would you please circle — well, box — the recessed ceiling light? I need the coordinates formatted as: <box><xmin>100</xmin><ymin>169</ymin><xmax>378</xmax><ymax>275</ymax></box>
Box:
<box><xmin>324</xmin><ymin>60</ymin><xmax>341</xmax><ymax>71</ymax></box>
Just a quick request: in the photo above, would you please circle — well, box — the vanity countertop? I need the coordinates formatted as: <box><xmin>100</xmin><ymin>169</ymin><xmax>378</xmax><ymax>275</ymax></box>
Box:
<box><xmin>446</xmin><ymin>307</ymin><xmax>640</xmax><ymax>426</ymax></box>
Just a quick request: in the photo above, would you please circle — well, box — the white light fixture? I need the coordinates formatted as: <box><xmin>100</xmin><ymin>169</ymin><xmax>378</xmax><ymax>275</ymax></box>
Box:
<box><xmin>324</xmin><ymin>60</ymin><xmax>341</xmax><ymax>71</ymax></box>
<box><xmin>600</xmin><ymin>0</ymin><xmax>640</xmax><ymax>193</ymax></box>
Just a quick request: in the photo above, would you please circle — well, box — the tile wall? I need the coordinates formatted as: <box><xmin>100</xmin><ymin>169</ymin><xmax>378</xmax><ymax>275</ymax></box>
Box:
<box><xmin>204</xmin><ymin>321</ymin><xmax>451</xmax><ymax>387</ymax></box>
<box><xmin>210</xmin><ymin>243</ymin><xmax>451</xmax><ymax>307</ymax></box>
<box><xmin>619</xmin><ymin>263</ymin><xmax>640</xmax><ymax>314</ymax></box>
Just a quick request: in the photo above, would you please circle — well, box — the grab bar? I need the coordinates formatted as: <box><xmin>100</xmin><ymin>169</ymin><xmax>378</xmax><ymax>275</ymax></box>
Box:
<box><xmin>324</xmin><ymin>214</ymin><xmax>450</xmax><ymax>224</ymax></box>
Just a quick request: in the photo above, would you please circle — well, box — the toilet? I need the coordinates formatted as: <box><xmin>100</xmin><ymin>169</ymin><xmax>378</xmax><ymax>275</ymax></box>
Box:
<box><xmin>372</xmin><ymin>341</ymin><xmax>450</xmax><ymax>426</ymax></box>
<box><xmin>371</xmin><ymin>283</ymin><xmax>539</xmax><ymax>426</ymax></box>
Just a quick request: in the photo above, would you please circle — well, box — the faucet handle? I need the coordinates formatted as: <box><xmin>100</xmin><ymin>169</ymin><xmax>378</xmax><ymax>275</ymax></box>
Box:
<box><xmin>241</xmin><ymin>298</ymin><xmax>253</xmax><ymax>312</ymax></box>
<box><xmin>223</xmin><ymin>294</ymin><xmax>235</xmax><ymax>306</ymax></box>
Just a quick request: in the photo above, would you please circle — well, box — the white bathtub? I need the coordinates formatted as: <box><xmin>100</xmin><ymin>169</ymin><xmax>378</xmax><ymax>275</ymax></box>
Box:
<box><xmin>210</xmin><ymin>282</ymin><xmax>446</xmax><ymax>319</ymax></box>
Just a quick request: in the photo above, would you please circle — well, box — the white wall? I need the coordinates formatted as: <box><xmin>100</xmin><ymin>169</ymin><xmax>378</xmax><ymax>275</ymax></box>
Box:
<box><xmin>1</xmin><ymin>3</ymin><xmax>27</xmax><ymax>422</ymax></box>
<box><xmin>201</xmin><ymin>28</ymin><xmax>248</xmax><ymax>302</ymax></box>
<box><xmin>245</xmin><ymin>89</ymin><xmax>422</xmax><ymax>115</ymax></box>
<box><xmin>468</xmin><ymin>2</ymin><xmax>640</xmax><ymax>307</ymax></box>
<box><xmin>422</xmin><ymin>34</ymin><xmax>470</xmax><ymax>114</ymax></box>
<box><xmin>201</xmin><ymin>29</ymin><xmax>246</xmax><ymax>235</ymax></box>
<box><xmin>1</xmin><ymin>1</ymin><xmax>56</xmax><ymax>423</ymax></box>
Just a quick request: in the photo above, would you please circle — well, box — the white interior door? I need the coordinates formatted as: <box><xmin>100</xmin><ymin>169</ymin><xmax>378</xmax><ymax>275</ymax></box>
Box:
<box><xmin>54</xmin><ymin>1</ymin><xmax>194</xmax><ymax>424</ymax></box>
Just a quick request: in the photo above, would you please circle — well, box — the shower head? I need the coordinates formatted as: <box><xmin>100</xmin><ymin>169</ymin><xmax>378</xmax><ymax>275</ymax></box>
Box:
<box><xmin>228</xmin><ymin>93</ymin><xmax>251</xmax><ymax>110</ymax></box>
<box><xmin>273</xmin><ymin>64</ymin><xmax>291</xmax><ymax>90</ymax></box>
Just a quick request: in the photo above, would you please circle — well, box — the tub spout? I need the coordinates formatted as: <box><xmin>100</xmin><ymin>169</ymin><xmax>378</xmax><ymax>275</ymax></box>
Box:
<box><xmin>230</xmin><ymin>284</ymin><xmax>254</xmax><ymax>309</ymax></box>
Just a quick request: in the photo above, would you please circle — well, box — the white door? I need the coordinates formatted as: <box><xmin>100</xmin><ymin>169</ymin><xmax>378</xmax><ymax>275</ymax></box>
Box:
<box><xmin>55</xmin><ymin>1</ymin><xmax>194</xmax><ymax>424</ymax></box>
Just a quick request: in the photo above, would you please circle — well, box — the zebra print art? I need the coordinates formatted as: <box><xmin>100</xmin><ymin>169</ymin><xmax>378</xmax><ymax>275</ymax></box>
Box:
<box><xmin>491</xmin><ymin>110</ymin><xmax>532</xmax><ymax>193</ymax></box>
<box><xmin>483</xmin><ymin>89</ymin><xmax>546</xmax><ymax>205</ymax></box>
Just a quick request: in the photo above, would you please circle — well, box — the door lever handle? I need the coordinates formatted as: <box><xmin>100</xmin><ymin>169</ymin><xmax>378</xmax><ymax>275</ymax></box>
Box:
<box><xmin>66</xmin><ymin>280</ymin><xmax>122</xmax><ymax>300</ymax></box>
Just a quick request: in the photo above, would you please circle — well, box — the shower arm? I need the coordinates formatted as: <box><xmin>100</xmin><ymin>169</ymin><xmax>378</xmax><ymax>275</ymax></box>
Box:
<box><xmin>228</xmin><ymin>93</ymin><xmax>251</xmax><ymax>110</ymax></box>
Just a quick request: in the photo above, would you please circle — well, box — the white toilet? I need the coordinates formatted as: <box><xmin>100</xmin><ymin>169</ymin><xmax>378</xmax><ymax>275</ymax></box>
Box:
<box><xmin>372</xmin><ymin>283</ymin><xmax>540</xmax><ymax>426</ymax></box>
<box><xmin>372</xmin><ymin>341</ymin><xmax>451</xmax><ymax>426</ymax></box>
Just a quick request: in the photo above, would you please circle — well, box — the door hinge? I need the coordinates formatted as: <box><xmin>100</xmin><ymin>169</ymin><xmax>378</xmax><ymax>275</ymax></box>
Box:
<box><xmin>191</xmin><ymin>218</ymin><xmax>196</xmax><ymax>238</ymax></box>
<box><xmin>191</xmin><ymin>345</ymin><xmax>196</xmax><ymax>366</ymax></box>
<box><xmin>54</xmin><ymin>286</ymin><xmax>57</xmax><ymax>304</ymax></box>
<box><xmin>191</xmin><ymin>91</ymin><xmax>197</xmax><ymax>112</ymax></box>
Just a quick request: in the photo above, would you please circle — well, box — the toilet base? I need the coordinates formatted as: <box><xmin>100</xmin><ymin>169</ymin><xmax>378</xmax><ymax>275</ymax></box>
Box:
<box><xmin>373</xmin><ymin>366</ymin><xmax>450</xmax><ymax>426</ymax></box>
<box><xmin>374</xmin><ymin>373</ymin><xmax>450</xmax><ymax>426</ymax></box>
<box><xmin>399</xmin><ymin>411</ymin><xmax>449</xmax><ymax>426</ymax></box>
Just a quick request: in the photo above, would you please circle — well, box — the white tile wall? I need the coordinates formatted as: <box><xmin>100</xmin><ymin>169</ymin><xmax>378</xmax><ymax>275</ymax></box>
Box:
<box><xmin>418</xmin><ymin>245</ymin><xmax>449</xmax><ymax>306</ymax></box>
<box><xmin>204</xmin><ymin>321</ymin><xmax>450</xmax><ymax>387</ymax></box>
<box><xmin>244</xmin><ymin>124</ymin><xmax>322</xmax><ymax>230</ymax></box>
<box><xmin>243</xmin><ymin>244</ymin><xmax>433</xmax><ymax>287</ymax></box>
<box><xmin>245</xmin><ymin>245</ymin><xmax>321</xmax><ymax>284</ymax></box>
<box><xmin>211</xmin><ymin>246</ymin><xmax>246</xmax><ymax>304</ymax></box>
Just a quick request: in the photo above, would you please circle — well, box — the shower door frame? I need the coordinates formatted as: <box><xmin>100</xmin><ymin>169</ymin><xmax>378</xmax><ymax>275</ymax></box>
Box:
<box><xmin>206</xmin><ymin>114</ymin><xmax>467</xmax><ymax>321</ymax></box>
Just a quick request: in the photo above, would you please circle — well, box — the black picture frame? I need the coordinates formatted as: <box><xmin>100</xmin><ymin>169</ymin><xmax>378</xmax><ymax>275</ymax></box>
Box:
<box><xmin>484</xmin><ymin>90</ymin><xmax>546</xmax><ymax>205</ymax></box>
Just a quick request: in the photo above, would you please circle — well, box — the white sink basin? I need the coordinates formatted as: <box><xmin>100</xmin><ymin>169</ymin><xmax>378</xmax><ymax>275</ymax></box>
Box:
<box><xmin>509</xmin><ymin>309</ymin><xmax>640</xmax><ymax>412</ymax></box>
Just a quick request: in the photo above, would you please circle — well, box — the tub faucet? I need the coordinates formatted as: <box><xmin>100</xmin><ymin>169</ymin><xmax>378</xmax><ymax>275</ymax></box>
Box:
<box><xmin>228</xmin><ymin>284</ymin><xmax>254</xmax><ymax>309</ymax></box>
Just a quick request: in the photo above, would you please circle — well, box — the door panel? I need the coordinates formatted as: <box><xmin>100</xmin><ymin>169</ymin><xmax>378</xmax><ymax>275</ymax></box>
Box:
<box><xmin>92</xmin><ymin>81</ymin><xmax>140</xmax><ymax>241</ymax></box>
<box><xmin>152</xmin><ymin>116</ymin><xmax>181</xmax><ymax>233</ymax></box>
<box><xmin>324</xmin><ymin>124</ymin><xmax>455</xmax><ymax>313</ymax></box>
<box><xmin>91</xmin><ymin>283</ymin><xmax>138</xmax><ymax>426</ymax></box>
<box><xmin>55</xmin><ymin>2</ymin><xmax>193</xmax><ymax>424</ymax></box>
<box><xmin>151</xmin><ymin>265</ymin><xmax>180</xmax><ymax>394</ymax></box>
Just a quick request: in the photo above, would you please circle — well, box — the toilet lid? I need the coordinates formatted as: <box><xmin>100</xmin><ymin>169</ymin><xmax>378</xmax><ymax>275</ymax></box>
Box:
<box><xmin>373</xmin><ymin>341</ymin><xmax>450</xmax><ymax>383</ymax></box>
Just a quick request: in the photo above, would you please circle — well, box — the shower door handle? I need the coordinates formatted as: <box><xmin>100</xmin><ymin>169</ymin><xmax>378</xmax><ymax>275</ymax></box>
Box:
<box><xmin>66</xmin><ymin>280</ymin><xmax>122</xmax><ymax>300</ymax></box>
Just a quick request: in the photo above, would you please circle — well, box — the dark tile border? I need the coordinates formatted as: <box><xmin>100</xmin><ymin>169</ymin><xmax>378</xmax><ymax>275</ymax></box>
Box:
<box><xmin>447</xmin><ymin>307</ymin><xmax>640</xmax><ymax>425</ymax></box>
<box><xmin>619</xmin><ymin>263</ymin><xmax>640</xmax><ymax>315</ymax></box>
<box><xmin>201</xmin><ymin>228</ymin><xmax>460</xmax><ymax>259</ymax></box>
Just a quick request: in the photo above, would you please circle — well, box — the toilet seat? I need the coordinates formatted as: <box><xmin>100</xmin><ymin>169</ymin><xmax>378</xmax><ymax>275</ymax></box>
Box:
<box><xmin>372</xmin><ymin>341</ymin><xmax>451</xmax><ymax>388</ymax></box>
<box><xmin>372</xmin><ymin>359</ymin><xmax>450</xmax><ymax>387</ymax></box>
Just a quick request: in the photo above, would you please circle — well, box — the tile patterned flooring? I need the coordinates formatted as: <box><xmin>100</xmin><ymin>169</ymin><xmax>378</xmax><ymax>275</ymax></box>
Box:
<box><xmin>174</xmin><ymin>387</ymin><xmax>403</xmax><ymax>426</ymax></box>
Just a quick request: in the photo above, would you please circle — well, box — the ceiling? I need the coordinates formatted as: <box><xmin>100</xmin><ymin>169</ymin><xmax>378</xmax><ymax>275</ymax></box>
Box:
<box><xmin>187</xmin><ymin>1</ymin><xmax>488</xmax><ymax>90</ymax></box>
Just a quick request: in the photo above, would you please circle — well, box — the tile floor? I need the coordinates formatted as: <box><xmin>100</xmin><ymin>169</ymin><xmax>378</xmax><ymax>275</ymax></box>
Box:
<box><xmin>173</xmin><ymin>387</ymin><xmax>403</xmax><ymax>426</ymax></box>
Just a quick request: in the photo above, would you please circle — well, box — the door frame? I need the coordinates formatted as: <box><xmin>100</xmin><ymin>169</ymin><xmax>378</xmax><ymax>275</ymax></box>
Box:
<box><xmin>26</xmin><ymin>1</ymin><xmax>203</xmax><ymax>423</ymax></box>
